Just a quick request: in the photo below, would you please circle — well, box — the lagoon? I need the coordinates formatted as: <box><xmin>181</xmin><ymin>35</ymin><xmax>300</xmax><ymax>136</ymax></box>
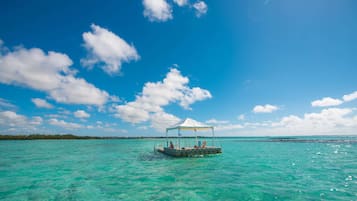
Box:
<box><xmin>1</xmin><ymin>137</ymin><xmax>357</xmax><ymax>200</ymax></box>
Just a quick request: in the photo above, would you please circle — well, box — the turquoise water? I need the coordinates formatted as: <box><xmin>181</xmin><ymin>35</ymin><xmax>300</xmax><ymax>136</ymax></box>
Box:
<box><xmin>1</xmin><ymin>137</ymin><xmax>357</xmax><ymax>200</ymax></box>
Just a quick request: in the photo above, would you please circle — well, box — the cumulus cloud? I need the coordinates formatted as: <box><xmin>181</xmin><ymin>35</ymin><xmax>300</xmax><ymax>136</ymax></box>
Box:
<box><xmin>142</xmin><ymin>0</ymin><xmax>208</xmax><ymax>21</ymax></box>
<box><xmin>0</xmin><ymin>46</ymin><xmax>72</xmax><ymax>89</ymax></box>
<box><xmin>143</xmin><ymin>0</ymin><xmax>173</xmax><ymax>22</ymax></box>
<box><xmin>311</xmin><ymin>97</ymin><xmax>343</xmax><ymax>107</ymax></box>
<box><xmin>311</xmin><ymin>90</ymin><xmax>357</xmax><ymax>108</ymax></box>
<box><xmin>0</xmin><ymin>111</ymin><xmax>42</xmax><ymax>132</ymax></box>
<box><xmin>81</xmin><ymin>24</ymin><xmax>140</xmax><ymax>74</ymax></box>
<box><xmin>253</xmin><ymin>104</ymin><xmax>279</xmax><ymax>113</ymax></box>
<box><xmin>115</xmin><ymin>102</ymin><xmax>150</xmax><ymax>123</ymax></box>
<box><xmin>0</xmin><ymin>111</ymin><xmax>27</xmax><ymax>127</ymax></box>
<box><xmin>31</xmin><ymin>98</ymin><xmax>53</xmax><ymax>109</ymax></box>
<box><xmin>74</xmin><ymin>110</ymin><xmax>90</xmax><ymax>118</ymax></box>
<box><xmin>0</xmin><ymin>41</ymin><xmax>109</xmax><ymax>105</ymax></box>
<box><xmin>0</xmin><ymin>39</ymin><xmax>9</xmax><ymax>53</ymax></box>
<box><xmin>179</xmin><ymin>87</ymin><xmax>212</xmax><ymax>110</ymax></box>
<box><xmin>216</xmin><ymin>107</ymin><xmax>357</xmax><ymax>136</ymax></box>
<box><xmin>114</xmin><ymin>68</ymin><xmax>211</xmax><ymax>131</ymax></box>
<box><xmin>193</xmin><ymin>1</ymin><xmax>208</xmax><ymax>17</ymax></box>
<box><xmin>343</xmin><ymin>91</ymin><xmax>357</xmax><ymax>102</ymax></box>
<box><xmin>173</xmin><ymin>0</ymin><xmax>188</xmax><ymax>6</ymax></box>
<box><xmin>271</xmin><ymin>108</ymin><xmax>357</xmax><ymax>134</ymax></box>
<box><xmin>48</xmin><ymin>118</ymin><xmax>82</xmax><ymax>129</ymax></box>
<box><xmin>150</xmin><ymin>112</ymin><xmax>180</xmax><ymax>131</ymax></box>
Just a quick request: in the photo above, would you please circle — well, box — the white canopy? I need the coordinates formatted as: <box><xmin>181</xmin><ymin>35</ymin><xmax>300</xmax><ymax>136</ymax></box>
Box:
<box><xmin>166</xmin><ymin>118</ymin><xmax>213</xmax><ymax>131</ymax></box>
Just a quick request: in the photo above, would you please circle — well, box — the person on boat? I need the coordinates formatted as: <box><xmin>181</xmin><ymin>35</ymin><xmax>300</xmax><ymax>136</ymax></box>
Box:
<box><xmin>201</xmin><ymin>141</ymin><xmax>207</xmax><ymax>148</ymax></box>
<box><xmin>169</xmin><ymin>141</ymin><xmax>174</xmax><ymax>149</ymax></box>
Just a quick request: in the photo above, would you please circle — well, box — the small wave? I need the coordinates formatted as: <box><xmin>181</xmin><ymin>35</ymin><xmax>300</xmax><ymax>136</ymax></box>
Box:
<box><xmin>345</xmin><ymin>175</ymin><xmax>352</xmax><ymax>181</ymax></box>
<box><xmin>137</xmin><ymin>152</ymin><xmax>169</xmax><ymax>161</ymax></box>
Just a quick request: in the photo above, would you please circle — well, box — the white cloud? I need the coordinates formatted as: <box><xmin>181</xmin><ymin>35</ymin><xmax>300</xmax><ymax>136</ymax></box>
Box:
<box><xmin>85</xmin><ymin>121</ymin><xmax>127</xmax><ymax>133</ymax></box>
<box><xmin>45</xmin><ymin>114</ymin><xmax>67</xmax><ymax>119</ymax></box>
<box><xmin>270</xmin><ymin>108</ymin><xmax>357</xmax><ymax>134</ymax></box>
<box><xmin>81</xmin><ymin>24</ymin><xmax>140</xmax><ymax>75</ymax></box>
<box><xmin>311</xmin><ymin>97</ymin><xmax>343</xmax><ymax>107</ymax></box>
<box><xmin>31</xmin><ymin>98</ymin><xmax>53</xmax><ymax>109</ymax></box>
<box><xmin>0</xmin><ymin>39</ymin><xmax>9</xmax><ymax>53</ymax></box>
<box><xmin>74</xmin><ymin>110</ymin><xmax>90</xmax><ymax>118</ymax></box>
<box><xmin>253</xmin><ymin>104</ymin><xmax>279</xmax><ymax>113</ymax></box>
<box><xmin>30</xmin><ymin>116</ymin><xmax>43</xmax><ymax>125</ymax></box>
<box><xmin>150</xmin><ymin>112</ymin><xmax>180</xmax><ymax>131</ymax></box>
<box><xmin>0</xmin><ymin>41</ymin><xmax>109</xmax><ymax>105</ymax></box>
<box><xmin>179</xmin><ymin>87</ymin><xmax>212</xmax><ymax>110</ymax></box>
<box><xmin>0</xmin><ymin>111</ymin><xmax>42</xmax><ymax>132</ymax></box>
<box><xmin>109</xmin><ymin>95</ymin><xmax>121</xmax><ymax>103</ymax></box>
<box><xmin>49</xmin><ymin>76</ymin><xmax>109</xmax><ymax>105</ymax></box>
<box><xmin>142</xmin><ymin>0</ymin><xmax>208</xmax><ymax>22</ymax></box>
<box><xmin>58</xmin><ymin>108</ymin><xmax>71</xmax><ymax>115</ymax></box>
<box><xmin>216</xmin><ymin>107</ymin><xmax>357</xmax><ymax>136</ymax></box>
<box><xmin>137</xmin><ymin>126</ymin><xmax>148</xmax><ymax>130</ymax></box>
<box><xmin>311</xmin><ymin>90</ymin><xmax>357</xmax><ymax>108</ymax></box>
<box><xmin>206</xmin><ymin>118</ymin><xmax>229</xmax><ymax>124</ymax></box>
<box><xmin>48</xmin><ymin>118</ymin><xmax>82</xmax><ymax>129</ymax></box>
<box><xmin>193</xmin><ymin>1</ymin><xmax>208</xmax><ymax>17</ymax></box>
<box><xmin>0</xmin><ymin>111</ymin><xmax>27</xmax><ymax>127</ymax></box>
<box><xmin>173</xmin><ymin>0</ymin><xmax>188</xmax><ymax>6</ymax></box>
<box><xmin>115</xmin><ymin>102</ymin><xmax>151</xmax><ymax>123</ymax></box>
<box><xmin>115</xmin><ymin>68</ymin><xmax>211</xmax><ymax>131</ymax></box>
<box><xmin>205</xmin><ymin>119</ymin><xmax>244</xmax><ymax>131</ymax></box>
<box><xmin>237</xmin><ymin>114</ymin><xmax>245</xmax><ymax>120</ymax></box>
<box><xmin>215</xmin><ymin>124</ymin><xmax>243</xmax><ymax>131</ymax></box>
<box><xmin>343</xmin><ymin>91</ymin><xmax>357</xmax><ymax>102</ymax></box>
<box><xmin>0</xmin><ymin>98</ymin><xmax>16</xmax><ymax>109</ymax></box>
<box><xmin>143</xmin><ymin>0</ymin><xmax>173</xmax><ymax>22</ymax></box>
<box><xmin>101</xmin><ymin>127</ymin><xmax>128</xmax><ymax>133</ymax></box>
<box><xmin>0</xmin><ymin>46</ymin><xmax>72</xmax><ymax>89</ymax></box>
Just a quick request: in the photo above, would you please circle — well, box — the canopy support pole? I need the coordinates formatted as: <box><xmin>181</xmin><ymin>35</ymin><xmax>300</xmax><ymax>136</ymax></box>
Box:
<box><xmin>178</xmin><ymin>128</ymin><xmax>181</xmax><ymax>149</ymax></box>
<box><xmin>212</xmin><ymin>127</ymin><xmax>215</xmax><ymax>146</ymax></box>
<box><xmin>166</xmin><ymin>129</ymin><xmax>168</xmax><ymax>148</ymax></box>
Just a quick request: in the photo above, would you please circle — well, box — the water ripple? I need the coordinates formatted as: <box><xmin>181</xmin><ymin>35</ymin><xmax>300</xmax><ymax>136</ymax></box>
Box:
<box><xmin>0</xmin><ymin>138</ymin><xmax>356</xmax><ymax>200</ymax></box>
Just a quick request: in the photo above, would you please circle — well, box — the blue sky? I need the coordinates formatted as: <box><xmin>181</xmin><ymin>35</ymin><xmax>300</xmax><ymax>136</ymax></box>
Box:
<box><xmin>0</xmin><ymin>0</ymin><xmax>357</xmax><ymax>136</ymax></box>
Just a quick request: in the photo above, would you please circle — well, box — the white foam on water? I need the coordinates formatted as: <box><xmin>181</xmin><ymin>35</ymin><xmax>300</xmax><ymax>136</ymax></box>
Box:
<box><xmin>345</xmin><ymin>175</ymin><xmax>352</xmax><ymax>181</ymax></box>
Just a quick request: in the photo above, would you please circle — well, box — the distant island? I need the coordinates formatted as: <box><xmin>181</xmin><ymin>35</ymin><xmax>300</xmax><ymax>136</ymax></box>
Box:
<box><xmin>0</xmin><ymin>134</ymin><xmax>110</xmax><ymax>140</ymax></box>
<box><xmin>0</xmin><ymin>134</ymin><xmax>213</xmax><ymax>140</ymax></box>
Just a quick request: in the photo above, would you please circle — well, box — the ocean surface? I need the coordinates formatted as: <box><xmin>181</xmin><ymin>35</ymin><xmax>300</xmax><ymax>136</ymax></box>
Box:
<box><xmin>0</xmin><ymin>136</ymin><xmax>357</xmax><ymax>201</ymax></box>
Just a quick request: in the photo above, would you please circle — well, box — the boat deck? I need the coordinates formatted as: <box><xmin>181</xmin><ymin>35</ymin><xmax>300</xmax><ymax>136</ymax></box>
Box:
<box><xmin>156</xmin><ymin>146</ymin><xmax>222</xmax><ymax>157</ymax></box>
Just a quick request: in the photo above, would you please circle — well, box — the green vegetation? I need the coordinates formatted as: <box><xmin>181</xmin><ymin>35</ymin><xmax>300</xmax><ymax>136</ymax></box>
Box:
<box><xmin>0</xmin><ymin>134</ymin><xmax>103</xmax><ymax>140</ymax></box>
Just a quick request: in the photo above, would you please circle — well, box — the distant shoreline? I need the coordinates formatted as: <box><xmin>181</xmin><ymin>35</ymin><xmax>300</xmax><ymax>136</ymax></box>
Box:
<box><xmin>0</xmin><ymin>134</ymin><xmax>356</xmax><ymax>141</ymax></box>
<box><xmin>0</xmin><ymin>134</ymin><xmax>220</xmax><ymax>140</ymax></box>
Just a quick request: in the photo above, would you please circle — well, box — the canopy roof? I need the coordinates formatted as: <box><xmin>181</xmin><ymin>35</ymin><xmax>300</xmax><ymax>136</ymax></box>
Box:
<box><xmin>166</xmin><ymin>118</ymin><xmax>213</xmax><ymax>131</ymax></box>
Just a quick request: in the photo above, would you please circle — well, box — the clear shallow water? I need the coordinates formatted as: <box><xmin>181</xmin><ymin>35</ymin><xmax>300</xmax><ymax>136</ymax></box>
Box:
<box><xmin>0</xmin><ymin>137</ymin><xmax>357</xmax><ymax>201</ymax></box>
